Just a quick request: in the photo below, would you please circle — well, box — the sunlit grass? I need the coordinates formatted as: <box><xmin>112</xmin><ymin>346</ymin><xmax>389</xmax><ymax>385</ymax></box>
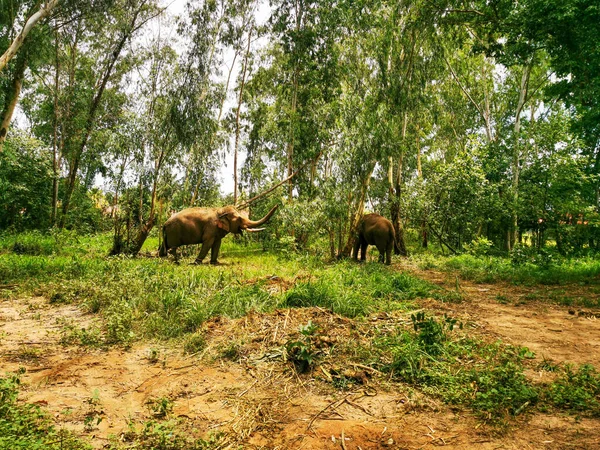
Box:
<box><xmin>414</xmin><ymin>253</ymin><xmax>600</xmax><ymax>285</ymax></box>
<box><xmin>0</xmin><ymin>232</ymin><xmax>437</xmax><ymax>342</ymax></box>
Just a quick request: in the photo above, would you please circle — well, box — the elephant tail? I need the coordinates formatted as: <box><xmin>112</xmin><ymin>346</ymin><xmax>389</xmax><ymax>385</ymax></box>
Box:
<box><xmin>158</xmin><ymin>225</ymin><xmax>168</xmax><ymax>257</ymax></box>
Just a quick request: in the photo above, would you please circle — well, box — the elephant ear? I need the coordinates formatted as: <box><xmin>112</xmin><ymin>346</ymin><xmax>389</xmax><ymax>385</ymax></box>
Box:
<box><xmin>217</xmin><ymin>212</ymin><xmax>230</xmax><ymax>232</ymax></box>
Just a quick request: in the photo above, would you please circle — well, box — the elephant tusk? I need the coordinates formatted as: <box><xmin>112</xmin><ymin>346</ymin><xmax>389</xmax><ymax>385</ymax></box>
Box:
<box><xmin>245</xmin><ymin>227</ymin><xmax>265</xmax><ymax>232</ymax></box>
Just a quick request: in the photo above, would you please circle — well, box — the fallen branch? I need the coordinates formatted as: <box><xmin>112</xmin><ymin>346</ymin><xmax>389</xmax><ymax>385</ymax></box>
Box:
<box><xmin>236</xmin><ymin>151</ymin><xmax>323</xmax><ymax>210</ymax></box>
<box><xmin>428</xmin><ymin>224</ymin><xmax>458</xmax><ymax>254</ymax></box>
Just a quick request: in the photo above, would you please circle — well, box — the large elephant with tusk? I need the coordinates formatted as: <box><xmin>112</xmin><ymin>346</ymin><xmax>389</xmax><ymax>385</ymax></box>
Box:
<box><xmin>159</xmin><ymin>205</ymin><xmax>278</xmax><ymax>264</ymax></box>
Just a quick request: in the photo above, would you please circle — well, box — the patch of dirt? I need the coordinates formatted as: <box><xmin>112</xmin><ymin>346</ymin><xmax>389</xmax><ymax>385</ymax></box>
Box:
<box><xmin>406</xmin><ymin>266</ymin><xmax>600</xmax><ymax>366</ymax></box>
<box><xmin>2</xmin><ymin>292</ymin><xmax>600</xmax><ymax>449</ymax></box>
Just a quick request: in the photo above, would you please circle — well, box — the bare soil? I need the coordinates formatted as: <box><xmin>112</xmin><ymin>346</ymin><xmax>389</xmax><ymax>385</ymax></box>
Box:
<box><xmin>2</xmin><ymin>265</ymin><xmax>600</xmax><ymax>449</ymax></box>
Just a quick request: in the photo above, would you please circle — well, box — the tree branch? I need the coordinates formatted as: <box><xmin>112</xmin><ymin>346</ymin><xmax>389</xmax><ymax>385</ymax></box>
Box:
<box><xmin>0</xmin><ymin>0</ymin><xmax>59</xmax><ymax>72</ymax></box>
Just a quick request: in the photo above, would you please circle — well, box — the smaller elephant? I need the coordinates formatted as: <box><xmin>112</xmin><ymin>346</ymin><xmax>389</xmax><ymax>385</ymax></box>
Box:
<box><xmin>353</xmin><ymin>213</ymin><xmax>396</xmax><ymax>265</ymax></box>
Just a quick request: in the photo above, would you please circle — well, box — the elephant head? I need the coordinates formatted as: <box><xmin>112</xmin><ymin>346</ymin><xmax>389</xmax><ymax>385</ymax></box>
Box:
<box><xmin>217</xmin><ymin>205</ymin><xmax>279</xmax><ymax>234</ymax></box>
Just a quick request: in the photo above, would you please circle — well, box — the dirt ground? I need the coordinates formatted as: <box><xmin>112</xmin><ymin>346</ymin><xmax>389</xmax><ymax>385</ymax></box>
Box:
<box><xmin>1</xmin><ymin>264</ymin><xmax>600</xmax><ymax>449</ymax></box>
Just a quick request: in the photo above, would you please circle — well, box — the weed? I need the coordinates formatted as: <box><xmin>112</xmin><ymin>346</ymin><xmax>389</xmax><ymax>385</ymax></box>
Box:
<box><xmin>59</xmin><ymin>320</ymin><xmax>104</xmax><ymax>348</ymax></box>
<box><xmin>495</xmin><ymin>295</ymin><xmax>510</xmax><ymax>304</ymax></box>
<box><xmin>546</xmin><ymin>364</ymin><xmax>600</xmax><ymax>414</ymax></box>
<box><xmin>83</xmin><ymin>390</ymin><xmax>104</xmax><ymax>432</ymax></box>
<box><xmin>112</xmin><ymin>420</ymin><xmax>225</xmax><ymax>450</ymax></box>
<box><xmin>146</xmin><ymin>348</ymin><xmax>160</xmax><ymax>364</ymax></box>
<box><xmin>183</xmin><ymin>332</ymin><xmax>206</xmax><ymax>355</ymax></box>
<box><xmin>105</xmin><ymin>299</ymin><xmax>135</xmax><ymax>346</ymax></box>
<box><xmin>0</xmin><ymin>370</ymin><xmax>91</xmax><ymax>449</ymax></box>
<box><xmin>147</xmin><ymin>397</ymin><xmax>174</xmax><ymax>418</ymax></box>
<box><xmin>219</xmin><ymin>342</ymin><xmax>242</xmax><ymax>361</ymax></box>
<box><xmin>14</xmin><ymin>345</ymin><xmax>41</xmax><ymax>362</ymax></box>
<box><xmin>410</xmin><ymin>312</ymin><xmax>462</xmax><ymax>355</ymax></box>
<box><xmin>285</xmin><ymin>321</ymin><xmax>320</xmax><ymax>373</ymax></box>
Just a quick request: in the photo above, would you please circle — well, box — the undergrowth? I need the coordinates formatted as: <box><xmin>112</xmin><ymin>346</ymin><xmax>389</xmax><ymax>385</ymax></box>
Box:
<box><xmin>0</xmin><ymin>369</ymin><xmax>90</xmax><ymax>450</ymax></box>
<box><xmin>0</xmin><ymin>233</ymin><xmax>441</xmax><ymax>344</ymax></box>
<box><xmin>369</xmin><ymin>313</ymin><xmax>600</xmax><ymax>424</ymax></box>
<box><xmin>415</xmin><ymin>253</ymin><xmax>600</xmax><ymax>285</ymax></box>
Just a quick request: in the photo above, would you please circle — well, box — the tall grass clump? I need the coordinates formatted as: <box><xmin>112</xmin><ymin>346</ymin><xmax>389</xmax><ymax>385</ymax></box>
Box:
<box><xmin>281</xmin><ymin>262</ymin><xmax>436</xmax><ymax>317</ymax></box>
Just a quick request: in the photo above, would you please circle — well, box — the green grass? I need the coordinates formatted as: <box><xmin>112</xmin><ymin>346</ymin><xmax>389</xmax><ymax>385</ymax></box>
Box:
<box><xmin>0</xmin><ymin>232</ymin><xmax>437</xmax><ymax>343</ymax></box>
<box><xmin>366</xmin><ymin>313</ymin><xmax>600</xmax><ymax>424</ymax></box>
<box><xmin>416</xmin><ymin>253</ymin><xmax>600</xmax><ymax>285</ymax></box>
<box><xmin>3</xmin><ymin>231</ymin><xmax>600</xmax><ymax>428</ymax></box>
<box><xmin>0</xmin><ymin>370</ymin><xmax>90</xmax><ymax>450</ymax></box>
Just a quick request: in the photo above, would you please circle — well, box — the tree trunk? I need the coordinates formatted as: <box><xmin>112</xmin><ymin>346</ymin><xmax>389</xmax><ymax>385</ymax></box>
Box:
<box><xmin>287</xmin><ymin>0</ymin><xmax>303</xmax><ymax>202</ymax></box>
<box><xmin>341</xmin><ymin>164</ymin><xmax>375</xmax><ymax>256</ymax></box>
<box><xmin>233</xmin><ymin>25</ymin><xmax>253</xmax><ymax>204</ymax></box>
<box><xmin>0</xmin><ymin>0</ymin><xmax>58</xmax><ymax>72</ymax></box>
<box><xmin>389</xmin><ymin>114</ymin><xmax>408</xmax><ymax>256</ymax></box>
<box><xmin>190</xmin><ymin>51</ymin><xmax>238</xmax><ymax>206</ymax></box>
<box><xmin>59</xmin><ymin>7</ymin><xmax>143</xmax><ymax>228</ymax></box>
<box><xmin>50</xmin><ymin>29</ymin><xmax>60</xmax><ymax>224</ymax></box>
<box><xmin>509</xmin><ymin>64</ymin><xmax>532</xmax><ymax>250</ymax></box>
<box><xmin>0</xmin><ymin>54</ymin><xmax>27</xmax><ymax>150</ymax></box>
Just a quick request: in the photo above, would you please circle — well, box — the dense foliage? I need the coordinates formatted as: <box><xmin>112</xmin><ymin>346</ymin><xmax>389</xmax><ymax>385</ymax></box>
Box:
<box><xmin>0</xmin><ymin>0</ymin><xmax>599</xmax><ymax>255</ymax></box>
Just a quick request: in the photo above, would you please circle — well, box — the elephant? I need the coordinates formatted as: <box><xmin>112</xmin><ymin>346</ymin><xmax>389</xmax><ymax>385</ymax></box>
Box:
<box><xmin>352</xmin><ymin>213</ymin><xmax>396</xmax><ymax>265</ymax></box>
<box><xmin>159</xmin><ymin>204</ymin><xmax>278</xmax><ymax>264</ymax></box>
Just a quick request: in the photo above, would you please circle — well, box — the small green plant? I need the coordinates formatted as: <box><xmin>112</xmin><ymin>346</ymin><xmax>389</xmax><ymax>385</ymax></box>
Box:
<box><xmin>410</xmin><ymin>312</ymin><xmax>462</xmax><ymax>355</ymax></box>
<box><xmin>83</xmin><ymin>389</ymin><xmax>104</xmax><ymax>432</ymax></box>
<box><xmin>116</xmin><ymin>420</ymin><xmax>225</xmax><ymax>450</ymax></box>
<box><xmin>14</xmin><ymin>345</ymin><xmax>41</xmax><ymax>362</ymax></box>
<box><xmin>105</xmin><ymin>299</ymin><xmax>135</xmax><ymax>346</ymax></box>
<box><xmin>146</xmin><ymin>348</ymin><xmax>160</xmax><ymax>363</ymax></box>
<box><xmin>59</xmin><ymin>321</ymin><xmax>104</xmax><ymax>348</ymax></box>
<box><xmin>219</xmin><ymin>342</ymin><xmax>242</xmax><ymax>361</ymax></box>
<box><xmin>147</xmin><ymin>397</ymin><xmax>174</xmax><ymax>418</ymax></box>
<box><xmin>285</xmin><ymin>321</ymin><xmax>319</xmax><ymax>373</ymax></box>
<box><xmin>495</xmin><ymin>294</ymin><xmax>510</xmax><ymax>304</ymax></box>
<box><xmin>547</xmin><ymin>364</ymin><xmax>600</xmax><ymax>413</ymax></box>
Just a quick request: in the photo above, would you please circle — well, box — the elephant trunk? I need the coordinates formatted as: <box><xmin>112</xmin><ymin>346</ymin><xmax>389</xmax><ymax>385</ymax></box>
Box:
<box><xmin>242</xmin><ymin>205</ymin><xmax>279</xmax><ymax>229</ymax></box>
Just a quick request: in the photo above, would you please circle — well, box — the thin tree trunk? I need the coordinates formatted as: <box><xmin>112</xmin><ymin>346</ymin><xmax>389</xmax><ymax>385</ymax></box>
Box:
<box><xmin>389</xmin><ymin>113</ymin><xmax>408</xmax><ymax>256</ymax></box>
<box><xmin>0</xmin><ymin>0</ymin><xmax>58</xmax><ymax>72</ymax></box>
<box><xmin>287</xmin><ymin>0</ymin><xmax>303</xmax><ymax>202</ymax></box>
<box><xmin>190</xmin><ymin>51</ymin><xmax>238</xmax><ymax>206</ymax></box>
<box><xmin>60</xmin><ymin>7</ymin><xmax>144</xmax><ymax>228</ymax></box>
<box><xmin>415</xmin><ymin>125</ymin><xmax>427</xmax><ymax>248</ymax></box>
<box><xmin>0</xmin><ymin>54</ymin><xmax>27</xmax><ymax>150</ymax></box>
<box><xmin>509</xmin><ymin>64</ymin><xmax>532</xmax><ymax>250</ymax></box>
<box><xmin>341</xmin><ymin>164</ymin><xmax>375</xmax><ymax>256</ymax></box>
<box><xmin>287</xmin><ymin>69</ymin><xmax>298</xmax><ymax>201</ymax></box>
<box><xmin>444</xmin><ymin>53</ymin><xmax>494</xmax><ymax>143</ymax></box>
<box><xmin>51</xmin><ymin>28</ymin><xmax>60</xmax><ymax>224</ymax></box>
<box><xmin>233</xmin><ymin>25</ymin><xmax>253</xmax><ymax>204</ymax></box>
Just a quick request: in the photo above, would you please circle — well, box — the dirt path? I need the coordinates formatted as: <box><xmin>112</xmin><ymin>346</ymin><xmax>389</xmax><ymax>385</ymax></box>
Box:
<box><xmin>2</xmin><ymin>290</ymin><xmax>600</xmax><ymax>449</ymax></box>
<box><xmin>406</xmin><ymin>266</ymin><xmax>600</xmax><ymax>367</ymax></box>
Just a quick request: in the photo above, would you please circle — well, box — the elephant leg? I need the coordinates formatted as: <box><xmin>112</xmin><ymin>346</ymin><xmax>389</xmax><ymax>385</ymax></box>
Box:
<box><xmin>376</xmin><ymin>243</ymin><xmax>386</xmax><ymax>263</ymax></box>
<box><xmin>360</xmin><ymin>240</ymin><xmax>368</xmax><ymax>261</ymax></box>
<box><xmin>194</xmin><ymin>238</ymin><xmax>215</xmax><ymax>264</ymax></box>
<box><xmin>210</xmin><ymin>239</ymin><xmax>222</xmax><ymax>264</ymax></box>
<box><xmin>169</xmin><ymin>247</ymin><xmax>179</xmax><ymax>264</ymax></box>
<box><xmin>385</xmin><ymin>241</ymin><xmax>393</xmax><ymax>265</ymax></box>
<box><xmin>352</xmin><ymin>237</ymin><xmax>360</xmax><ymax>259</ymax></box>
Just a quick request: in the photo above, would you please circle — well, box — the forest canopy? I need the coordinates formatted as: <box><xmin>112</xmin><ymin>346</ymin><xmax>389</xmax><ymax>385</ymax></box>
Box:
<box><xmin>0</xmin><ymin>0</ymin><xmax>598</xmax><ymax>257</ymax></box>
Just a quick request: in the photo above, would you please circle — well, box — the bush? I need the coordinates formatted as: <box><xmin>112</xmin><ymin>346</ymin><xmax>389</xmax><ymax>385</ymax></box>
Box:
<box><xmin>464</xmin><ymin>237</ymin><xmax>494</xmax><ymax>257</ymax></box>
